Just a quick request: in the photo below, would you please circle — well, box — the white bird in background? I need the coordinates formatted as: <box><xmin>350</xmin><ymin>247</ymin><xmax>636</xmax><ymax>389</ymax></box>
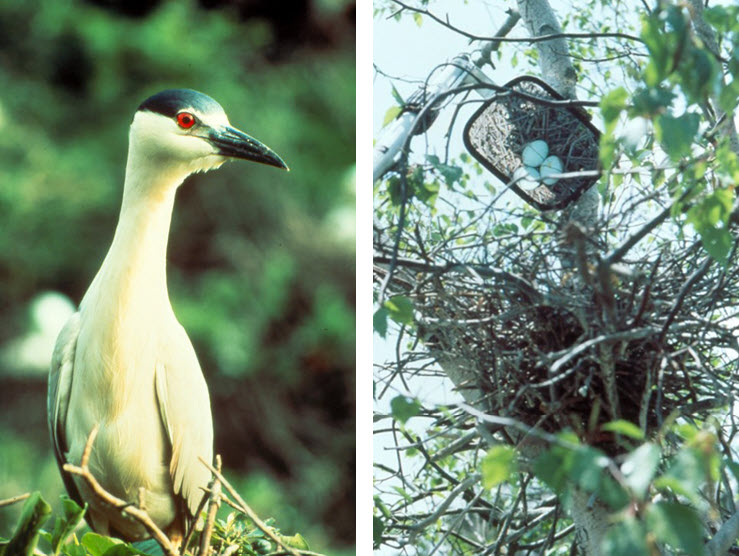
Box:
<box><xmin>0</xmin><ymin>291</ymin><xmax>75</xmax><ymax>376</ymax></box>
<box><xmin>47</xmin><ymin>89</ymin><xmax>288</xmax><ymax>547</ymax></box>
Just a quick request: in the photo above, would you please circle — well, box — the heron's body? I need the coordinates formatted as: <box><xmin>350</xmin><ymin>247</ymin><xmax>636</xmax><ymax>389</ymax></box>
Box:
<box><xmin>48</xmin><ymin>89</ymin><xmax>287</xmax><ymax>543</ymax></box>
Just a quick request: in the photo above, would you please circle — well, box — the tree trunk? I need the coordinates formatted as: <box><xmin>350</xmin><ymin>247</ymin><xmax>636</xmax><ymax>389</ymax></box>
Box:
<box><xmin>515</xmin><ymin>1</ymin><xmax>608</xmax><ymax>553</ymax></box>
<box><xmin>568</xmin><ymin>489</ymin><xmax>610</xmax><ymax>555</ymax></box>
<box><xmin>516</xmin><ymin>0</ymin><xmax>598</xmax><ymax>250</ymax></box>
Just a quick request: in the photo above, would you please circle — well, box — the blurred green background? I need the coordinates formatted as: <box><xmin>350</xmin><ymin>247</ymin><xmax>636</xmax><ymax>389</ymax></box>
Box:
<box><xmin>0</xmin><ymin>0</ymin><xmax>355</xmax><ymax>553</ymax></box>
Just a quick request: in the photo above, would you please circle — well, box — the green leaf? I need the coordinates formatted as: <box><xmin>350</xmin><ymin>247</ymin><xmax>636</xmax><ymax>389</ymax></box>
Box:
<box><xmin>703</xmin><ymin>5</ymin><xmax>739</xmax><ymax>33</ymax></box>
<box><xmin>719</xmin><ymin>79</ymin><xmax>739</xmax><ymax>113</ymax></box>
<box><xmin>51</xmin><ymin>496</ymin><xmax>86</xmax><ymax>556</ymax></box>
<box><xmin>102</xmin><ymin>545</ymin><xmax>147</xmax><ymax>556</ymax></box>
<box><xmin>390</xmin><ymin>84</ymin><xmax>404</xmax><ymax>106</ymax></box>
<box><xmin>599</xmin><ymin>132</ymin><xmax>619</xmax><ymax>169</ymax></box>
<box><xmin>570</xmin><ymin>445</ymin><xmax>610</xmax><ymax>492</ymax></box>
<box><xmin>602</xmin><ymin>420</ymin><xmax>645</xmax><ymax>440</ymax></box>
<box><xmin>412</xmin><ymin>12</ymin><xmax>422</xmax><ymax>26</ymax></box>
<box><xmin>390</xmin><ymin>395</ymin><xmax>422</xmax><ymax>424</ymax></box>
<box><xmin>386</xmin><ymin>175</ymin><xmax>405</xmax><ymax>206</ymax></box>
<box><xmin>641</xmin><ymin>13</ymin><xmax>669</xmax><ymax>86</ymax></box>
<box><xmin>61</xmin><ymin>545</ymin><xmax>87</xmax><ymax>556</ymax></box>
<box><xmin>703</xmin><ymin>6</ymin><xmax>730</xmax><ymax>31</ymax></box>
<box><xmin>481</xmin><ymin>446</ymin><xmax>517</xmax><ymax>489</ymax></box>
<box><xmin>716</xmin><ymin>143</ymin><xmax>739</xmax><ymax>185</ymax></box>
<box><xmin>598</xmin><ymin>474</ymin><xmax>631</xmax><ymax>511</ymax></box>
<box><xmin>426</xmin><ymin>155</ymin><xmax>463</xmax><ymax>187</ymax></box>
<box><xmin>725</xmin><ymin>458</ymin><xmax>739</xmax><ymax>486</ymax></box>
<box><xmin>373</xmin><ymin>307</ymin><xmax>389</xmax><ymax>338</ymax></box>
<box><xmin>124</xmin><ymin>539</ymin><xmax>159</xmax><ymax>555</ymax></box>
<box><xmin>655</xmin><ymin>112</ymin><xmax>699</xmax><ymax>161</ymax></box>
<box><xmin>629</xmin><ymin>86</ymin><xmax>675</xmax><ymax>117</ymax></box>
<box><xmin>678</xmin><ymin>47</ymin><xmax>717</xmax><ymax>104</ymax></box>
<box><xmin>686</xmin><ymin>189</ymin><xmax>736</xmax><ymax>264</ymax></box>
<box><xmin>655</xmin><ymin>448</ymin><xmax>705</xmax><ymax>502</ymax></box>
<box><xmin>279</xmin><ymin>533</ymin><xmax>309</xmax><ymax>550</ymax></box>
<box><xmin>647</xmin><ymin>502</ymin><xmax>705</xmax><ymax>556</ymax></box>
<box><xmin>621</xmin><ymin>443</ymin><xmax>661</xmax><ymax>499</ymax></box>
<box><xmin>698</xmin><ymin>227</ymin><xmax>733</xmax><ymax>265</ymax></box>
<box><xmin>601</xmin><ymin>517</ymin><xmax>649</xmax><ymax>556</ymax></box>
<box><xmin>392</xmin><ymin>485</ymin><xmax>412</xmax><ymax>502</ymax></box>
<box><xmin>687</xmin><ymin>189</ymin><xmax>734</xmax><ymax>229</ymax></box>
<box><xmin>81</xmin><ymin>533</ymin><xmax>119</xmax><ymax>556</ymax></box>
<box><xmin>374</xmin><ymin>495</ymin><xmax>392</xmax><ymax>519</ymax></box>
<box><xmin>384</xmin><ymin>295</ymin><xmax>414</xmax><ymax>326</ymax></box>
<box><xmin>382</xmin><ymin>105</ymin><xmax>402</xmax><ymax>128</ymax></box>
<box><xmin>533</xmin><ymin>449</ymin><xmax>570</xmax><ymax>492</ymax></box>
<box><xmin>535</xmin><ymin>444</ymin><xmax>628</xmax><ymax>509</ymax></box>
<box><xmin>415</xmin><ymin>179</ymin><xmax>439</xmax><ymax>208</ymax></box>
<box><xmin>4</xmin><ymin>492</ymin><xmax>52</xmax><ymax>556</ymax></box>
<box><xmin>600</xmin><ymin>87</ymin><xmax>628</xmax><ymax>127</ymax></box>
<box><xmin>373</xmin><ymin>515</ymin><xmax>385</xmax><ymax>546</ymax></box>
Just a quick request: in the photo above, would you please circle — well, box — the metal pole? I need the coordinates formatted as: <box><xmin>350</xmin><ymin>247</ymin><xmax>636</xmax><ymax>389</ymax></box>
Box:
<box><xmin>373</xmin><ymin>54</ymin><xmax>497</xmax><ymax>182</ymax></box>
<box><xmin>373</xmin><ymin>8</ymin><xmax>521</xmax><ymax>183</ymax></box>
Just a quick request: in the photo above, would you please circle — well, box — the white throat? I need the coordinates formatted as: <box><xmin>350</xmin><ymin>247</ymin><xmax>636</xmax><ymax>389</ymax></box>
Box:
<box><xmin>81</xmin><ymin>138</ymin><xmax>191</xmax><ymax>317</ymax></box>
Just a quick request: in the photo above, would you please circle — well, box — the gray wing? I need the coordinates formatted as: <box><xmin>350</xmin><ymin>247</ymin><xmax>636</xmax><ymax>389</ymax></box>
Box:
<box><xmin>47</xmin><ymin>312</ymin><xmax>84</xmax><ymax>508</ymax></box>
<box><xmin>154</xmin><ymin>324</ymin><xmax>214</xmax><ymax>517</ymax></box>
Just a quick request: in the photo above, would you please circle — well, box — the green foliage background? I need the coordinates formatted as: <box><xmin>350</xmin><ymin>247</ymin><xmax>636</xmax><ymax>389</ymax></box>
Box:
<box><xmin>0</xmin><ymin>0</ymin><xmax>355</xmax><ymax>553</ymax></box>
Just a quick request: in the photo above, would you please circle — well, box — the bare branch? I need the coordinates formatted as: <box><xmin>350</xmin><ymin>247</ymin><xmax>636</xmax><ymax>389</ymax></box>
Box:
<box><xmin>473</xmin><ymin>9</ymin><xmax>521</xmax><ymax>68</ymax></box>
<box><xmin>389</xmin><ymin>0</ymin><xmax>642</xmax><ymax>44</ymax></box>
<box><xmin>62</xmin><ymin>426</ymin><xmax>179</xmax><ymax>556</ymax></box>
<box><xmin>408</xmin><ymin>474</ymin><xmax>481</xmax><ymax>531</ymax></box>
<box><xmin>198</xmin><ymin>454</ymin><xmax>222</xmax><ymax>556</ymax></box>
<box><xmin>706</xmin><ymin>510</ymin><xmax>739</xmax><ymax>556</ymax></box>
<box><xmin>0</xmin><ymin>493</ymin><xmax>30</xmax><ymax>508</ymax></box>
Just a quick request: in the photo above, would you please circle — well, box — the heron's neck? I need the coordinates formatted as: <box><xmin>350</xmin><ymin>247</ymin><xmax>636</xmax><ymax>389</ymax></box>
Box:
<box><xmin>85</xmin><ymin>154</ymin><xmax>189</xmax><ymax>315</ymax></box>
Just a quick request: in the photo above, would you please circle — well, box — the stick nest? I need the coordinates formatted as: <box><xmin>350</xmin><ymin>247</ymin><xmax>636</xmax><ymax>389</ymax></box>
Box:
<box><xmin>379</xmin><ymin>233</ymin><xmax>739</xmax><ymax>455</ymax></box>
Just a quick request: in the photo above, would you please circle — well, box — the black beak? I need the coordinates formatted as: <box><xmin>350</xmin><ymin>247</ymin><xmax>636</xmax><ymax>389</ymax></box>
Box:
<box><xmin>209</xmin><ymin>126</ymin><xmax>289</xmax><ymax>170</ymax></box>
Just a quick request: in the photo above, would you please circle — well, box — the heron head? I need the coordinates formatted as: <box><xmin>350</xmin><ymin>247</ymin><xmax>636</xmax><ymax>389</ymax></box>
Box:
<box><xmin>129</xmin><ymin>89</ymin><xmax>288</xmax><ymax>176</ymax></box>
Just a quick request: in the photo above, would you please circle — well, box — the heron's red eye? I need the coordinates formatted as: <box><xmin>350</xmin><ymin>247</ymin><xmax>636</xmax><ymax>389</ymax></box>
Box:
<box><xmin>176</xmin><ymin>112</ymin><xmax>196</xmax><ymax>129</ymax></box>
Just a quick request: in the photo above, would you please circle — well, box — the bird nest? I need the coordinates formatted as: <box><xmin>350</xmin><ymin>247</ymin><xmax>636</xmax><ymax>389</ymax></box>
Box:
<box><xmin>463</xmin><ymin>76</ymin><xmax>601</xmax><ymax>211</ymax></box>
<box><xmin>380</xmin><ymin>240</ymin><xmax>739</xmax><ymax>455</ymax></box>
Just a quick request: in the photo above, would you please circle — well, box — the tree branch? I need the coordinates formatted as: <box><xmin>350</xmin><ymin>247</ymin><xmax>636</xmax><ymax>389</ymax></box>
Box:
<box><xmin>706</xmin><ymin>509</ymin><xmax>739</xmax><ymax>556</ymax></box>
<box><xmin>0</xmin><ymin>493</ymin><xmax>30</xmax><ymax>508</ymax></box>
<box><xmin>374</xmin><ymin>254</ymin><xmax>542</xmax><ymax>302</ymax></box>
<box><xmin>198</xmin><ymin>454</ymin><xmax>222</xmax><ymax>556</ymax></box>
<box><xmin>63</xmin><ymin>426</ymin><xmax>179</xmax><ymax>556</ymax></box>
<box><xmin>389</xmin><ymin>0</ymin><xmax>641</xmax><ymax>44</ymax></box>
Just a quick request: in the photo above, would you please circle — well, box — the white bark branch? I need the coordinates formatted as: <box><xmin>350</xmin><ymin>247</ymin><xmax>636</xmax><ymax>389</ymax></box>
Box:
<box><xmin>516</xmin><ymin>0</ymin><xmax>598</xmax><ymax>236</ymax></box>
<box><xmin>706</xmin><ymin>509</ymin><xmax>739</xmax><ymax>556</ymax></box>
<box><xmin>514</xmin><ymin>1</ymin><xmax>607</xmax><ymax>554</ymax></box>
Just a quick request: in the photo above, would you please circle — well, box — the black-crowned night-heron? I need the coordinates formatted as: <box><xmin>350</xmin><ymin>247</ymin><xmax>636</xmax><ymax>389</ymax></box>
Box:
<box><xmin>47</xmin><ymin>89</ymin><xmax>288</xmax><ymax>545</ymax></box>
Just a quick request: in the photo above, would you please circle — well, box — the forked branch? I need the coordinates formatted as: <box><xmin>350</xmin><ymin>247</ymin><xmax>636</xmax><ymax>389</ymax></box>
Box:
<box><xmin>62</xmin><ymin>426</ymin><xmax>180</xmax><ymax>556</ymax></box>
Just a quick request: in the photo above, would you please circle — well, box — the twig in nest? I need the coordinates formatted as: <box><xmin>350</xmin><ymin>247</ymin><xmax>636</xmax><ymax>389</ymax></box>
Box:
<box><xmin>197</xmin><ymin>455</ymin><xmax>222</xmax><ymax>556</ymax></box>
<box><xmin>181</xmin><ymin>499</ymin><xmax>207</xmax><ymax>554</ymax></box>
<box><xmin>62</xmin><ymin>426</ymin><xmax>179</xmax><ymax>556</ymax></box>
<box><xmin>198</xmin><ymin>458</ymin><xmax>302</xmax><ymax>556</ymax></box>
<box><xmin>0</xmin><ymin>493</ymin><xmax>30</xmax><ymax>508</ymax></box>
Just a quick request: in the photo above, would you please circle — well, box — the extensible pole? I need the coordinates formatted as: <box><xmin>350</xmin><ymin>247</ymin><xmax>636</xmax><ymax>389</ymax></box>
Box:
<box><xmin>373</xmin><ymin>10</ymin><xmax>520</xmax><ymax>183</ymax></box>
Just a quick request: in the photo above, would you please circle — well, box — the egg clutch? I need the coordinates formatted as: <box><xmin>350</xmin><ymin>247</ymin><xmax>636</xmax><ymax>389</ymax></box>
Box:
<box><xmin>463</xmin><ymin>76</ymin><xmax>601</xmax><ymax>211</ymax></box>
<box><xmin>513</xmin><ymin>140</ymin><xmax>564</xmax><ymax>190</ymax></box>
